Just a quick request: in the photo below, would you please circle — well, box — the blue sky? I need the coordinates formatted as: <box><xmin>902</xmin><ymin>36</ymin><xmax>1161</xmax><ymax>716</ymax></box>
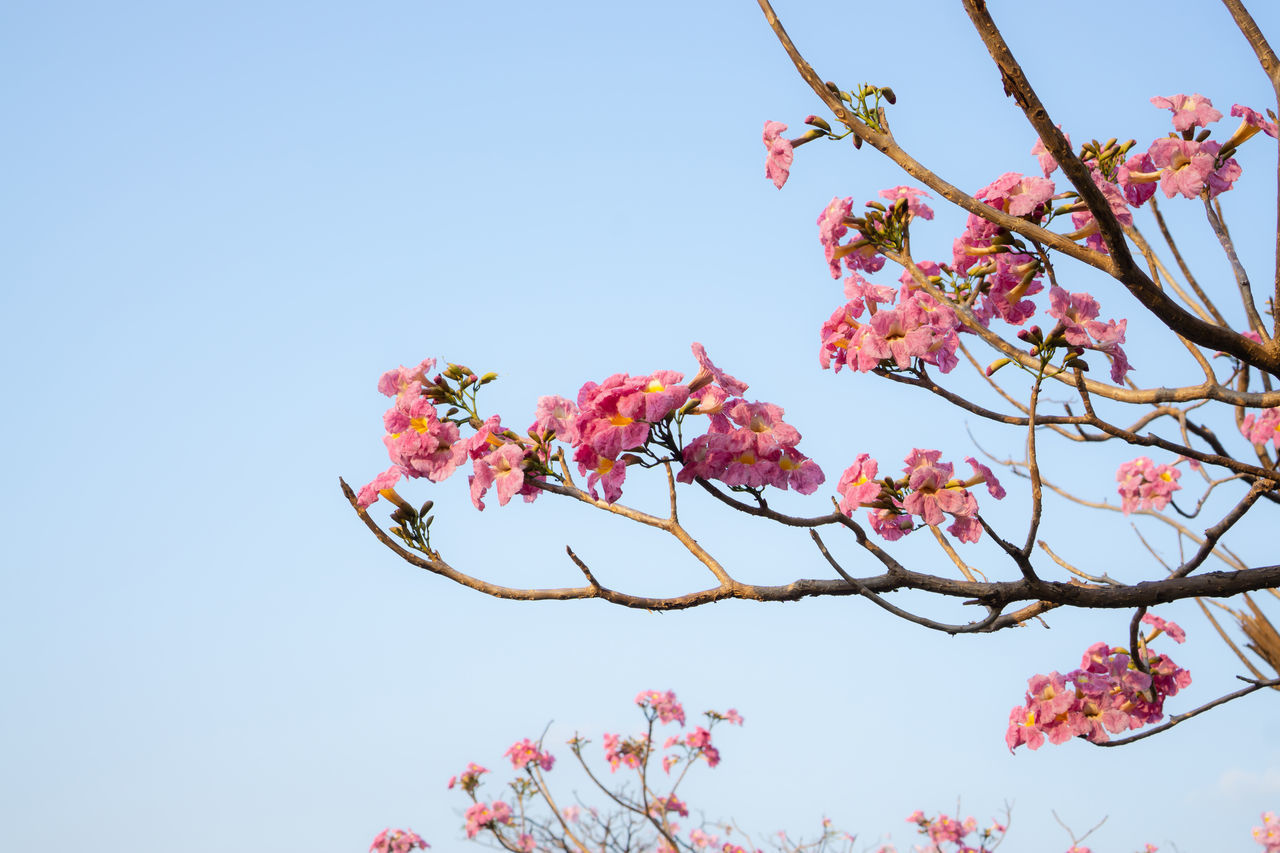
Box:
<box><xmin>4</xmin><ymin>1</ymin><xmax>1280</xmax><ymax>850</ymax></box>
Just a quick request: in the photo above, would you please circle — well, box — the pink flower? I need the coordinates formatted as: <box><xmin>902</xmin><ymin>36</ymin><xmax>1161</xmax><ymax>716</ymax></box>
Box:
<box><xmin>370</xmin><ymin>829</ymin><xmax>430</xmax><ymax>853</ymax></box>
<box><xmin>1254</xmin><ymin>812</ymin><xmax>1280</xmax><ymax>851</ymax></box>
<box><xmin>1148</xmin><ymin>138</ymin><xmax>1239</xmax><ymax>199</ymax></box>
<box><xmin>531</xmin><ymin>395</ymin><xmax>580</xmax><ymax>444</ymax></box>
<box><xmin>463</xmin><ymin>801</ymin><xmax>513</xmax><ymax>838</ymax></box>
<box><xmin>636</xmin><ymin>690</ymin><xmax>686</xmax><ymax>725</ymax></box>
<box><xmin>724</xmin><ymin>400</ymin><xmax>801</xmax><ymax>452</ymax></box>
<box><xmin>505</xmin><ymin>738</ymin><xmax>555</xmax><ymax>771</ymax></box>
<box><xmin>469</xmin><ymin>442</ymin><xmax>530</xmax><ymax>510</ymax></box>
<box><xmin>618</xmin><ymin>370</ymin><xmax>690</xmax><ymax>422</ymax></box>
<box><xmin>1241</xmin><ymin>407</ymin><xmax>1280</xmax><ymax>448</ymax></box>
<box><xmin>1150</xmin><ymin>93</ymin><xmax>1222</xmax><ymax>131</ymax></box>
<box><xmin>818</xmin><ymin>197</ymin><xmax>854</xmax><ymax>279</ymax></box>
<box><xmin>377</xmin><ymin>358</ymin><xmax>437</xmax><ymax>399</ymax></box>
<box><xmin>574</xmin><ymin>444</ymin><xmax>628</xmax><ymax>503</ymax></box>
<box><xmin>1116</xmin><ymin>150</ymin><xmax>1160</xmax><ymax>208</ymax></box>
<box><xmin>357</xmin><ymin>467</ymin><xmax>404</xmax><ymax>509</ymax></box>
<box><xmin>1142</xmin><ymin>612</ymin><xmax>1186</xmax><ymax>644</ymax></box>
<box><xmin>868</xmin><ymin>507</ymin><xmax>914</xmax><ymax>541</ymax></box>
<box><xmin>1116</xmin><ymin>457</ymin><xmax>1181</xmax><ymax>514</ymax></box>
<box><xmin>602</xmin><ymin>732</ymin><xmax>644</xmax><ymax>772</ymax></box>
<box><xmin>446</xmin><ymin>762</ymin><xmax>489</xmax><ymax>793</ymax></box>
<box><xmin>690</xmin><ymin>342</ymin><xmax>749</xmax><ymax>397</ymax></box>
<box><xmin>878</xmin><ymin>185</ymin><xmax>934</xmax><ymax>220</ymax></box>
<box><xmin>964</xmin><ymin>457</ymin><xmax>1005</xmax><ymax>499</ymax></box>
<box><xmin>838</xmin><ymin>453</ymin><xmax>881</xmax><ymax>514</ymax></box>
<box><xmin>763</xmin><ymin>121</ymin><xmax>794</xmax><ymax>189</ymax></box>
<box><xmin>650</xmin><ymin>794</ymin><xmax>689</xmax><ymax>818</ymax></box>
<box><xmin>1030</xmin><ymin>127</ymin><xmax>1071</xmax><ymax>176</ymax></box>
<box><xmin>1226</xmin><ymin>104</ymin><xmax>1280</xmax><ymax>154</ymax></box>
<box><xmin>900</xmin><ymin>459</ymin><xmax>971</xmax><ymax>527</ymax></box>
<box><xmin>773</xmin><ymin>447</ymin><xmax>826</xmax><ymax>494</ymax></box>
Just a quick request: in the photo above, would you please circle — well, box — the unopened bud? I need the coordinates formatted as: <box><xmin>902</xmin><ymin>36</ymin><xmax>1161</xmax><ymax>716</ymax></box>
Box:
<box><xmin>478</xmin><ymin>371</ymin><xmax>499</xmax><ymax>385</ymax></box>
<box><xmin>985</xmin><ymin>358</ymin><xmax>1013</xmax><ymax>376</ymax></box>
<box><xmin>419</xmin><ymin>500</ymin><xmax>434</xmax><ymax>516</ymax></box>
<box><xmin>379</xmin><ymin>487</ymin><xmax>415</xmax><ymax>513</ymax></box>
<box><xmin>804</xmin><ymin>114</ymin><xmax>832</xmax><ymax>132</ymax></box>
<box><xmin>880</xmin><ymin>87</ymin><xmax>896</xmax><ymax>105</ymax></box>
<box><xmin>851</xmin><ymin>132</ymin><xmax>863</xmax><ymax>149</ymax></box>
<box><xmin>1195</xmin><ymin>128</ymin><xmax>1212</xmax><ymax>143</ymax></box>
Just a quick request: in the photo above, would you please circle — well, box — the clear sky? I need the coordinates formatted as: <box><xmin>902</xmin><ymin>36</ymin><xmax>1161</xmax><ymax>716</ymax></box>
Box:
<box><xmin>4</xmin><ymin>1</ymin><xmax>1279</xmax><ymax>851</ymax></box>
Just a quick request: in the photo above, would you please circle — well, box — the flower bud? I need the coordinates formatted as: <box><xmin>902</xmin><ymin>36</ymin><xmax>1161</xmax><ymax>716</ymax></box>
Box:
<box><xmin>804</xmin><ymin>114</ymin><xmax>832</xmax><ymax>132</ymax></box>
<box><xmin>879</xmin><ymin>87</ymin><xmax>896</xmax><ymax>105</ymax></box>
<box><xmin>985</xmin><ymin>358</ymin><xmax>1012</xmax><ymax>376</ymax></box>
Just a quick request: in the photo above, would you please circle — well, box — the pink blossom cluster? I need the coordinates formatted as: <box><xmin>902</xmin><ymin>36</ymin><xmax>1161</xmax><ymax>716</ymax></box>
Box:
<box><xmin>1241</xmin><ymin>407</ymin><xmax>1280</xmax><ymax>448</ymax></box>
<box><xmin>1006</xmin><ymin>622</ymin><xmax>1191</xmax><ymax>751</ymax></box>
<box><xmin>369</xmin><ymin>828</ymin><xmax>429</xmax><ymax>853</ymax></box>
<box><xmin>675</xmin><ymin>397</ymin><xmax>825</xmax><ymax>495</ymax></box>
<box><xmin>902</xmin><ymin>809</ymin><xmax>1005</xmax><ymax>853</ymax></box>
<box><xmin>358</xmin><ymin>358</ymin><xmax>468</xmax><ymax>508</ymax></box>
<box><xmin>505</xmin><ymin>738</ymin><xmax>555</xmax><ymax>771</ymax></box>
<box><xmin>359</xmin><ymin>344</ymin><xmax>826</xmax><ymax>513</ymax></box>
<box><xmin>636</xmin><ymin>689</ymin><xmax>686</xmax><ymax>725</ymax></box>
<box><xmin>446</xmin><ymin>762</ymin><xmax>489</xmax><ymax>793</ymax></box>
<box><xmin>1115</xmin><ymin>457</ymin><xmax>1182</xmax><ymax>514</ymax></box>
<box><xmin>1045</xmin><ymin>286</ymin><xmax>1131</xmax><ymax>383</ymax></box>
<box><xmin>356</xmin><ymin>360</ymin><xmax>543</xmax><ymax>512</ymax></box>
<box><xmin>463</xmin><ymin>801</ymin><xmax>513</xmax><ymax>839</ymax></box>
<box><xmin>549</xmin><ymin>344</ymin><xmax>824</xmax><ymax>503</ymax></box>
<box><xmin>837</xmin><ymin>450</ymin><xmax>1005</xmax><ymax>544</ymax></box>
<box><xmin>1256</xmin><ymin>812</ymin><xmax>1280</xmax><ymax>852</ymax></box>
<box><xmin>819</xmin><ymin>270</ymin><xmax>961</xmax><ymax>374</ymax></box>
<box><xmin>605</xmin><ymin>690</ymin><xmax>741</xmax><ymax>775</ymax></box>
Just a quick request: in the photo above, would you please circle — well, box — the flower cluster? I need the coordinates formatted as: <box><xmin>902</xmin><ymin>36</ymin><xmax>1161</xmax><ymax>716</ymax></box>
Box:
<box><xmin>358</xmin><ymin>344</ymin><xmax>825</xmax><ymax>513</ymax></box>
<box><xmin>1115</xmin><ymin>457</ymin><xmax>1182</xmax><ymax>514</ymax></box>
<box><xmin>901</xmin><ymin>809</ymin><xmax>1005</xmax><ymax>853</ymax></box>
<box><xmin>636</xmin><ymin>689</ymin><xmax>686</xmax><ymax>726</ymax></box>
<box><xmin>446</xmin><ymin>762</ymin><xmax>489</xmax><ymax>794</ymax></box>
<box><xmin>505</xmin><ymin>738</ymin><xmax>555</xmax><ymax>771</ymax></box>
<box><xmin>1006</xmin><ymin>618</ymin><xmax>1191</xmax><ymax>751</ymax></box>
<box><xmin>1044</xmin><ymin>286</ymin><xmax>1131</xmax><ymax>383</ymax></box>
<box><xmin>369</xmin><ymin>829</ymin><xmax>429</xmax><ymax>853</ymax></box>
<box><xmin>836</xmin><ymin>450</ymin><xmax>1005</xmax><ymax>544</ymax></box>
<box><xmin>819</xmin><ymin>271</ymin><xmax>961</xmax><ymax>375</ymax></box>
<box><xmin>463</xmin><ymin>801</ymin><xmax>513</xmax><ymax>839</ymax></box>
<box><xmin>1256</xmin><ymin>812</ymin><xmax>1280</xmax><ymax>852</ymax></box>
<box><xmin>1242</xmin><ymin>407</ymin><xmax>1280</xmax><ymax>449</ymax></box>
<box><xmin>763</xmin><ymin>121</ymin><xmax>794</xmax><ymax>190</ymax></box>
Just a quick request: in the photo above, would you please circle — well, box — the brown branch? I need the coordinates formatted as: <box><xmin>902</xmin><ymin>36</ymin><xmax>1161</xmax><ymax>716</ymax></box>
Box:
<box><xmin>1125</xmin><ymin>221</ymin><xmax>1218</xmax><ymax>325</ymax></box>
<box><xmin>1203</xmin><ymin>194</ymin><xmax>1268</xmax><ymax>337</ymax></box>
<box><xmin>755</xmin><ymin>0</ymin><xmax>1127</xmax><ymax>276</ymax></box>
<box><xmin>1148</xmin><ymin>197</ymin><xmax>1228</xmax><ymax>325</ymax></box>
<box><xmin>890</xmin><ymin>247</ymin><xmax>1280</xmax><ymax>408</ymax></box>
<box><xmin>345</xmin><ymin>478</ymin><xmax>1280</xmax><ymax>612</ymax></box>
<box><xmin>958</xmin><ymin>0</ymin><xmax>1280</xmax><ymax>374</ymax></box>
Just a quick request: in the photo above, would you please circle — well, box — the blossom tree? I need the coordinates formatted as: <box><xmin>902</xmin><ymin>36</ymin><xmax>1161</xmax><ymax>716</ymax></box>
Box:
<box><xmin>346</xmin><ymin>0</ymin><xmax>1280</xmax><ymax>751</ymax></box>
<box><xmin>370</xmin><ymin>689</ymin><xmax>1279</xmax><ymax>853</ymax></box>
